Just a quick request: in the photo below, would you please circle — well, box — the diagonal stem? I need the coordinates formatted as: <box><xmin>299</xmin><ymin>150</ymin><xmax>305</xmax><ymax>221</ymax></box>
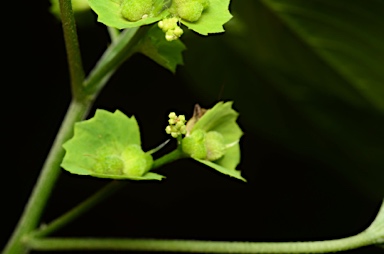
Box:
<box><xmin>29</xmin><ymin>147</ymin><xmax>187</xmax><ymax>239</ymax></box>
<box><xmin>59</xmin><ymin>0</ymin><xmax>85</xmax><ymax>100</ymax></box>
<box><xmin>29</xmin><ymin>181</ymin><xmax>126</xmax><ymax>238</ymax></box>
<box><xmin>3</xmin><ymin>100</ymin><xmax>91</xmax><ymax>254</ymax></box>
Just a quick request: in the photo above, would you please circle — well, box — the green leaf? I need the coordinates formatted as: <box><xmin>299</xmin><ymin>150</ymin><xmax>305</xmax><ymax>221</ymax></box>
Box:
<box><xmin>180</xmin><ymin>0</ymin><xmax>232</xmax><ymax>35</ymax></box>
<box><xmin>215</xmin><ymin>143</ymin><xmax>240</xmax><ymax>170</ymax></box>
<box><xmin>88</xmin><ymin>0</ymin><xmax>169</xmax><ymax>29</ymax></box>
<box><xmin>196</xmin><ymin>159</ymin><xmax>246</xmax><ymax>181</ymax></box>
<box><xmin>192</xmin><ymin>101</ymin><xmax>243</xmax><ymax>145</ymax></box>
<box><xmin>137</xmin><ymin>24</ymin><xmax>186</xmax><ymax>73</ymax></box>
<box><xmin>183</xmin><ymin>102</ymin><xmax>244</xmax><ymax>180</ymax></box>
<box><xmin>62</xmin><ymin>109</ymin><xmax>164</xmax><ymax>180</ymax></box>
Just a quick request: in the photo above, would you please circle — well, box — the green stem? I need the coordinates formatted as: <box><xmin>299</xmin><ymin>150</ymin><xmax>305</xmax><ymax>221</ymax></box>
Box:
<box><xmin>24</xmin><ymin>232</ymin><xmax>376</xmax><ymax>253</ymax></box>
<box><xmin>152</xmin><ymin>147</ymin><xmax>187</xmax><ymax>170</ymax></box>
<box><xmin>4</xmin><ymin>23</ymin><xmax>150</xmax><ymax>254</ymax></box>
<box><xmin>3</xmin><ymin>100</ymin><xmax>92</xmax><ymax>254</ymax></box>
<box><xmin>28</xmin><ymin>181</ymin><xmax>126</xmax><ymax>238</ymax></box>
<box><xmin>59</xmin><ymin>0</ymin><xmax>85</xmax><ymax>100</ymax></box>
<box><xmin>83</xmin><ymin>26</ymin><xmax>149</xmax><ymax>96</ymax></box>
<box><xmin>107</xmin><ymin>26</ymin><xmax>120</xmax><ymax>43</ymax></box>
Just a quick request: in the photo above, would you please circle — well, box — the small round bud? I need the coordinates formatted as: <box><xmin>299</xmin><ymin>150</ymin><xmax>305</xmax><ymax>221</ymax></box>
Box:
<box><xmin>171</xmin><ymin>132</ymin><xmax>179</xmax><ymax>138</ymax></box>
<box><xmin>166</xmin><ymin>31</ymin><xmax>177</xmax><ymax>41</ymax></box>
<box><xmin>180</xmin><ymin>125</ymin><xmax>187</xmax><ymax>135</ymax></box>
<box><xmin>165</xmin><ymin>125</ymin><xmax>172</xmax><ymax>134</ymax></box>
<box><xmin>175</xmin><ymin>121</ymin><xmax>184</xmax><ymax>129</ymax></box>
<box><xmin>173</xmin><ymin>26</ymin><xmax>184</xmax><ymax>37</ymax></box>
<box><xmin>169</xmin><ymin>118</ymin><xmax>176</xmax><ymax>124</ymax></box>
<box><xmin>158</xmin><ymin>17</ymin><xmax>183</xmax><ymax>41</ymax></box>
<box><xmin>169</xmin><ymin>112</ymin><xmax>177</xmax><ymax>119</ymax></box>
<box><xmin>178</xmin><ymin>115</ymin><xmax>186</xmax><ymax>122</ymax></box>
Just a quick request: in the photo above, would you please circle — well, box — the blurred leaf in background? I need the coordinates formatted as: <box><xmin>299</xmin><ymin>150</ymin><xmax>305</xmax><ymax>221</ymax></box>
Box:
<box><xmin>180</xmin><ymin>0</ymin><xmax>384</xmax><ymax>199</ymax></box>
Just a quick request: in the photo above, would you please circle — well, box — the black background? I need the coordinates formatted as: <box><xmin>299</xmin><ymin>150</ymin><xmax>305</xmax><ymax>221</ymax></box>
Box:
<box><xmin>2</xmin><ymin>1</ymin><xmax>383</xmax><ymax>253</ymax></box>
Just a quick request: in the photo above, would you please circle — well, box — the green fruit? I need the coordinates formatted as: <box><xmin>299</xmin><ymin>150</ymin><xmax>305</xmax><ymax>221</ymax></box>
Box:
<box><xmin>121</xmin><ymin>0</ymin><xmax>153</xmax><ymax>22</ymax></box>
<box><xmin>121</xmin><ymin>144</ymin><xmax>153</xmax><ymax>177</ymax></box>
<box><xmin>93</xmin><ymin>155</ymin><xmax>124</xmax><ymax>175</ymax></box>
<box><xmin>182</xmin><ymin>129</ymin><xmax>207</xmax><ymax>159</ymax></box>
<box><xmin>182</xmin><ymin>130</ymin><xmax>226</xmax><ymax>161</ymax></box>
<box><xmin>205</xmin><ymin>131</ymin><xmax>225</xmax><ymax>161</ymax></box>
<box><xmin>177</xmin><ymin>1</ymin><xmax>204</xmax><ymax>22</ymax></box>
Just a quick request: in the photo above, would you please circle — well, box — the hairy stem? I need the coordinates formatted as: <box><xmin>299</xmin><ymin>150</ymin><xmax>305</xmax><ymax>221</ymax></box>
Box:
<box><xmin>29</xmin><ymin>181</ymin><xmax>126</xmax><ymax>238</ymax></box>
<box><xmin>3</xmin><ymin>100</ymin><xmax>91</xmax><ymax>254</ymax></box>
<box><xmin>59</xmin><ymin>0</ymin><xmax>85</xmax><ymax>100</ymax></box>
<box><xmin>24</xmin><ymin>232</ymin><xmax>376</xmax><ymax>253</ymax></box>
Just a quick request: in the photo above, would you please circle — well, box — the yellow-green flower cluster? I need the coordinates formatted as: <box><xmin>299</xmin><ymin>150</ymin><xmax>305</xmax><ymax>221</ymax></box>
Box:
<box><xmin>165</xmin><ymin>112</ymin><xmax>187</xmax><ymax>138</ymax></box>
<box><xmin>158</xmin><ymin>17</ymin><xmax>184</xmax><ymax>41</ymax></box>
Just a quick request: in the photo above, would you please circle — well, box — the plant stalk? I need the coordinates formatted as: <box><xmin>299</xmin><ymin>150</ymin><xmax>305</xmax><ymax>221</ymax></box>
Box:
<box><xmin>59</xmin><ymin>0</ymin><xmax>85</xmax><ymax>100</ymax></box>
<box><xmin>152</xmin><ymin>147</ymin><xmax>187</xmax><ymax>170</ymax></box>
<box><xmin>3</xmin><ymin>100</ymin><xmax>91</xmax><ymax>254</ymax></box>
<box><xmin>28</xmin><ymin>181</ymin><xmax>126</xmax><ymax>238</ymax></box>
<box><xmin>24</xmin><ymin>232</ymin><xmax>375</xmax><ymax>253</ymax></box>
<box><xmin>83</xmin><ymin>26</ymin><xmax>148</xmax><ymax>96</ymax></box>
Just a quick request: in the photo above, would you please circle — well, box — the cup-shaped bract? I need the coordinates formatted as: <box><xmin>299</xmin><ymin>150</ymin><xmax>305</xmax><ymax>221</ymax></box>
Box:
<box><xmin>182</xmin><ymin>102</ymin><xmax>245</xmax><ymax>181</ymax></box>
<box><xmin>62</xmin><ymin>110</ymin><xmax>163</xmax><ymax>180</ymax></box>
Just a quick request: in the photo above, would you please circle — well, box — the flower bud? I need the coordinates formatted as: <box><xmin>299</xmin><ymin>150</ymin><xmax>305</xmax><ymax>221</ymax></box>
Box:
<box><xmin>178</xmin><ymin>115</ymin><xmax>186</xmax><ymax>122</ymax></box>
<box><xmin>165</xmin><ymin>125</ymin><xmax>172</xmax><ymax>134</ymax></box>
<box><xmin>169</xmin><ymin>112</ymin><xmax>177</xmax><ymax>119</ymax></box>
<box><xmin>180</xmin><ymin>125</ymin><xmax>187</xmax><ymax>135</ymax></box>
<box><xmin>173</xmin><ymin>26</ymin><xmax>184</xmax><ymax>37</ymax></box>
